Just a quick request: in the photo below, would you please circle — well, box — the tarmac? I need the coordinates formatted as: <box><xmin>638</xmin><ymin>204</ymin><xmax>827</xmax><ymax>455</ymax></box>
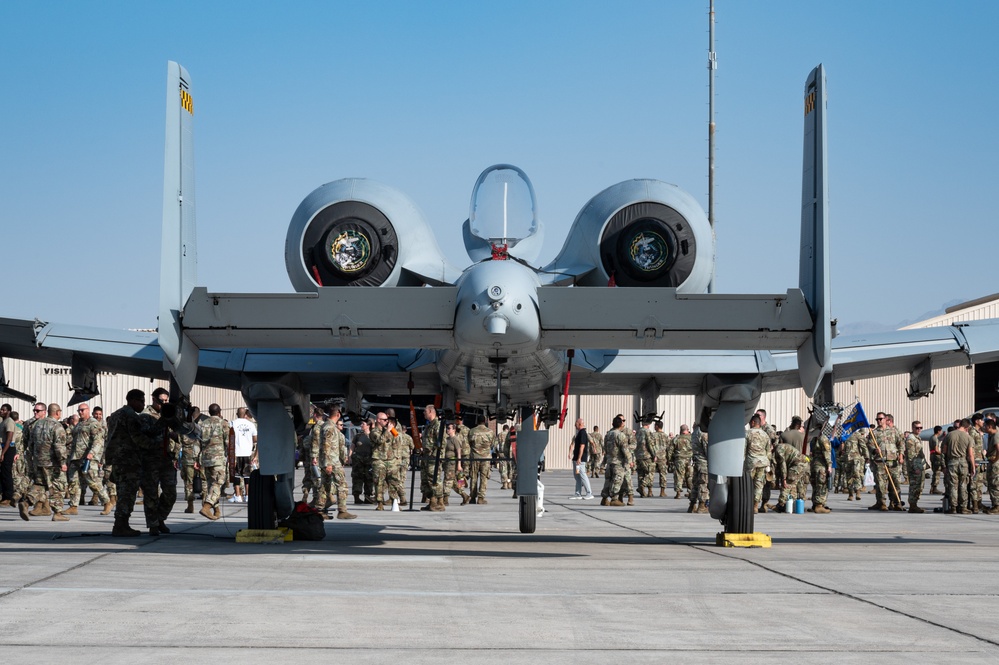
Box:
<box><xmin>1</xmin><ymin>470</ymin><xmax>998</xmax><ymax>664</ymax></box>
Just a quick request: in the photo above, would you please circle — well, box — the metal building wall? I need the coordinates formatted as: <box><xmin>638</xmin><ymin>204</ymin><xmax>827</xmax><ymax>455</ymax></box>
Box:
<box><xmin>1</xmin><ymin>358</ymin><xmax>245</xmax><ymax>419</ymax></box>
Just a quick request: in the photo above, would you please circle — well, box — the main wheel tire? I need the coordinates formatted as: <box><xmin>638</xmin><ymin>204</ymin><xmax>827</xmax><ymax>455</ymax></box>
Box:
<box><xmin>724</xmin><ymin>470</ymin><xmax>754</xmax><ymax>534</ymax></box>
<box><xmin>519</xmin><ymin>495</ymin><xmax>537</xmax><ymax>533</ymax></box>
<box><xmin>247</xmin><ymin>469</ymin><xmax>277</xmax><ymax>530</ymax></box>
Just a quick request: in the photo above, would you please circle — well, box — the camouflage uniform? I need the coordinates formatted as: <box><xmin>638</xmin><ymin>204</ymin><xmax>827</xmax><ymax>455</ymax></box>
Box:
<box><xmin>903</xmin><ymin>431</ymin><xmax>927</xmax><ymax>509</ymax></box>
<box><xmin>67</xmin><ymin>416</ymin><xmax>110</xmax><ymax>508</ymax></box>
<box><xmin>141</xmin><ymin>405</ymin><xmax>180</xmax><ymax>526</ymax></box>
<box><xmin>969</xmin><ymin>425</ymin><xmax>986</xmax><ymax>510</ymax></box>
<box><xmin>467</xmin><ymin>424</ymin><xmax>495</xmax><ymax>503</ymax></box>
<box><xmin>314</xmin><ymin>419</ymin><xmax>351</xmax><ymax>513</ymax></box>
<box><xmin>689</xmin><ymin>430</ymin><xmax>709</xmax><ymax>511</ymax></box>
<box><xmin>17</xmin><ymin>416</ymin><xmax>40</xmax><ymax>503</ymax></box>
<box><xmin>775</xmin><ymin>441</ymin><xmax>809</xmax><ymax>507</ymax></box>
<box><xmin>652</xmin><ymin>430</ymin><xmax>671</xmax><ymax>493</ymax></box>
<box><xmin>744</xmin><ymin>427</ymin><xmax>771</xmax><ymax>507</ymax></box>
<box><xmin>179</xmin><ymin>422</ymin><xmax>202</xmax><ymax>504</ymax></box>
<box><xmin>12</xmin><ymin>422</ymin><xmax>29</xmax><ymax>501</ymax></box>
<box><xmin>386</xmin><ymin>427</ymin><xmax>412</xmax><ymax>505</ymax></box>
<box><xmin>442</xmin><ymin>434</ymin><xmax>466</xmax><ymax>501</ymax></box>
<box><xmin>586</xmin><ymin>429</ymin><xmax>603</xmax><ymax>478</ymax></box>
<box><xmin>302</xmin><ymin>421</ymin><xmax>322</xmax><ymax>502</ymax></box>
<box><xmin>105</xmin><ymin>405</ymin><xmax>161</xmax><ymax>525</ymax></box>
<box><xmin>929</xmin><ymin>431</ymin><xmax>944</xmax><ymax>493</ymax></box>
<box><xmin>600</xmin><ymin>427</ymin><xmax>633</xmax><ymax>500</ymax></box>
<box><xmin>986</xmin><ymin>432</ymin><xmax>999</xmax><ymax>511</ymax></box>
<box><xmin>809</xmin><ymin>434</ymin><xmax>832</xmax><ymax>509</ymax></box>
<box><xmin>27</xmin><ymin>417</ymin><xmax>69</xmax><ymax>514</ymax></box>
<box><xmin>369</xmin><ymin>423</ymin><xmax>393</xmax><ymax>506</ymax></box>
<box><xmin>842</xmin><ymin>429</ymin><xmax>869</xmax><ymax>498</ymax></box>
<box><xmin>198</xmin><ymin>415</ymin><xmax>229</xmax><ymax>508</ymax></box>
<box><xmin>634</xmin><ymin>426</ymin><xmax>656</xmax><ymax>496</ymax></box>
<box><xmin>421</xmin><ymin>417</ymin><xmax>443</xmax><ymax>500</ymax></box>
<box><xmin>671</xmin><ymin>432</ymin><xmax>693</xmax><ymax>498</ymax></box>
<box><xmin>498</xmin><ymin>428</ymin><xmax>514</xmax><ymax>488</ymax></box>
<box><xmin>944</xmin><ymin>429</ymin><xmax>974</xmax><ymax>513</ymax></box>
<box><xmin>871</xmin><ymin>426</ymin><xmax>904</xmax><ymax>508</ymax></box>
<box><xmin>350</xmin><ymin>433</ymin><xmax>374</xmax><ymax>502</ymax></box>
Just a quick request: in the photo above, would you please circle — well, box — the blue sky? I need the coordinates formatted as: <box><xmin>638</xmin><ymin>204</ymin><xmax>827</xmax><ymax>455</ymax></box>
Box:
<box><xmin>2</xmin><ymin>1</ymin><xmax>997</xmax><ymax>332</ymax></box>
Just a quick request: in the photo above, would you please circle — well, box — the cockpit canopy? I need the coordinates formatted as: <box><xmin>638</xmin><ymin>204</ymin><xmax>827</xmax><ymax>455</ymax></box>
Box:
<box><xmin>463</xmin><ymin>164</ymin><xmax>544</xmax><ymax>263</ymax></box>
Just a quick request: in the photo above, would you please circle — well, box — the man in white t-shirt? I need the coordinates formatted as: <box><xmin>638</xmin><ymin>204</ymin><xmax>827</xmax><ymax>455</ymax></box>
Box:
<box><xmin>229</xmin><ymin>408</ymin><xmax>257</xmax><ymax>502</ymax></box>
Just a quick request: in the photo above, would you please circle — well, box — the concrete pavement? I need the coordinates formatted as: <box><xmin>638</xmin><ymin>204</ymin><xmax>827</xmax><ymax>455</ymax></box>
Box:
<box><xmin>1</xmin><ymin>471</ymin><xmax>997</xmax><ymax>663</ymax></box>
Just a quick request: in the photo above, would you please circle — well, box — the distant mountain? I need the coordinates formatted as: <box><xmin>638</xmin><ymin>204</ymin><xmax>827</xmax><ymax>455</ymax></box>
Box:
<box><xmin>837</xmin><ymin>299</ymin><xmax>966</xmax><ymax>337</ymax></box>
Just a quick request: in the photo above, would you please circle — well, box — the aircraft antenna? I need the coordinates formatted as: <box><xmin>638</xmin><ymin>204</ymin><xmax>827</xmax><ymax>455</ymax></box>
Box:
<box><xmin>707</xmin><ymin>0</ymin><xmax>717</xmax><ymax>293</ymax></box>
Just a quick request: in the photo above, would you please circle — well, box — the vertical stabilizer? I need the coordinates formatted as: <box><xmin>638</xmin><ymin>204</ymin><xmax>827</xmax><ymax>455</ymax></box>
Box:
<box><xmin>159</xmin><ymin>61</ymin><xmax>199</xmax><ymax>394</ymax></box>
<box><xmin>796</xmin><ymin>64</ymin><xmax>832</xmax><ymax>397</ymax></box>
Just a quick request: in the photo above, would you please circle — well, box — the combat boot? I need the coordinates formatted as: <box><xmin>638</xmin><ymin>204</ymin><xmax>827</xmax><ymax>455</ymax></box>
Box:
<box><xmin>443</xmin><ymin>495</ymin><xmax>450</xmax><ymax>506</ymax></box>
<box><xmin>29</xmin><ymin>500</ymin><xmax>51</xmax><ymax>517</ymax></box>
<box><xmin>814</xmin><ymin>504</ymin><xmax>831</xmax><ymax>514</ymax></box>
<box><xmin>398</xmin><ymin>498</ymin><xmax>407</xmax><ymax>507</ymax></box>
<box><xmin>52</xmin><ymin>512</ymin><xmax>69</xmax><ymax>522</ymax></box>
<box><xmin>184</xmin><ymin>498</ymin><xmax>195</xmax><ymax>513</ymax></box>
<box><xmin>697</xmin><ymin>504</ymin><xmax>710</xmax><ymax>514</ymax></box>
<box><xmin>609</xmin><ymin>498</ymin><xmax>624</xmax><ymax>507</ymax></box>
<box><xmin>600</xmin><ymin>496</ymin><xmax>609</xmax><ymax>506</ymax></box>
<box><xmin>65</xmin><ymin>506</ymin><xmax>78</xmax><ymax>515</ymax></box>
<box><xmin>199</xmin><ymin>503</ymin><xmax>218</xmax><ymax>520</ymax></box>
<box><xmin>674</xmin><ymin>491</ymin><xmax>681</xmax><ymax>499</ymax></box>
<box><xmin>354</xmin><ymin>494</ymin><xmax>363</xmax><ymax>505</ymax></box>
<box><xmin>375</xmin><ymin>501</ymin><xmax>385</xmax><ymax>511</ymax></box>
<box><xmin>18</xmin><ymin>500</ymin><xmax>30</xmax><ymax>521</ymax></box>
<box><xmin>111</xmin><ymin>517</ymin><xmax>141</xmax><ymax>537</ymax></box>
<box><xmin>637</xmin><ymin>487</ymin><xmax>645</xmax><ymax>498</ymax></box>
<box><xmin>158</xmin><ymin>521</ymin><xmax>170</xmax><ymax>533</ymax></box>
<box><xmin>100</xmin><ymin>502</ymin><xmax>112</xmax><ymax>516</ymax></box>
<box><xmin>88</xmin><ymin>496</ymin><xmax>99</xmax><ymax>506</ymax></box>
<box><xmin>759</xmin><ymin>503</ymin><xmax>768</xmax><ymax>513</ymax></box>
<box><xmin>108</xmin><ymin>498</ymin><xmax>116</xmax><ymax>511</ymax></box>
<box><xmin>774</xmin><ymin>502</ymin><xmax>786</xmax><ymax>513</ymax></box>
<box><xmin>986</xmin><ymin>506</ymin><xmax>999</xmax><ymax>515</ymax></box>
<box><xmin>336</xmin><ymin>509</ymin><xmax>357</xmax><ymax>519</ymax></box>
<box><xmin>213</xmin><ymin>505</ymin><xmax>221</xmax><ymax>518</ymax></box>
<box><xmin>430</xmin><ymin>497</ymin><xmax>445</xmax><ymax>512</ymax></box>
<box><xmin>659</xmin><ymin>488</ymin><xmax>666</xmax><ymax>497</ymax></box>
<box><xmin>687</xmin><ymin>502</ymin><xmax>696</xmax><ymax>513</ymax></box>
<box><xmin>868</xmin><ymin>502</ymin><xmax>884</xmax><ymax>511</ymax></box>
<box><xmin>626</xmin><ymin>495</ymin><xmax>634</xmax><ymax>506</ymax></box>
<box><xmin>460</xmin><ymin>493</ymin><xmax>470</xmax><ymax>506</ymax></box>
<box><xmin>420</xmin><ymin>498</ymin><xmax>436</xmax><ymax>511</ymax></box>
<box><xmin>477</xmin><ymin>498</ymin><xmax>488</xmax><ymax>505</ymax></box>
<box><xmin>908</xmin><ymin>503</ymin><xmax>925</xmax><ymax>514</ymax></box>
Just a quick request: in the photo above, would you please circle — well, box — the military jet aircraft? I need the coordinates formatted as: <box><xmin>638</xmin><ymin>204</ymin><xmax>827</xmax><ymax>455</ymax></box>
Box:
<box><xmin>4</xmin><ymin>62</ymin><xmax>999</xmax><ymax>535</ymax></box>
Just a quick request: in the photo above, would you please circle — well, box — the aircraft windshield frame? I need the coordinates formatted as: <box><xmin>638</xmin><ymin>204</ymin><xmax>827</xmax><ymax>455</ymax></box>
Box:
<box><xmin>467</xmin><ymin>164</ymin><xmax>538</xmax><ymax>245</ymax></box>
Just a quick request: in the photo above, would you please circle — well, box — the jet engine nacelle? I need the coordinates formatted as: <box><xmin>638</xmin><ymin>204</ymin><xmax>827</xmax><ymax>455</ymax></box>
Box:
<box><xmin>546</xmin><ymin>179</ymin><xmax>714</xmax><ymax>292</ymax></box>
<box><xmin>285</xmin><ymin>179</ymin><xmax>457</xmax><ymax>291</ymax></box>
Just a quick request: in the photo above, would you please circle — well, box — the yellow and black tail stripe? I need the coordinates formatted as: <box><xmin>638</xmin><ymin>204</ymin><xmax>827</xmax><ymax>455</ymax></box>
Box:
<box><xmin>803</xmin><ymin>90</ymin><xmax>815</xmax><ymax>116</ymax></box>
<box><xmin>180</xmin><ymin>88</ymin><xmax>194</xmax><ymax>115</ymax></box>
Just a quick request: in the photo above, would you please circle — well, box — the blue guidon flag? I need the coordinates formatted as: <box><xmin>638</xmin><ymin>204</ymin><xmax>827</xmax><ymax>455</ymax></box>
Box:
<box><xmin>832</xmin><ymin>402</ymin><xmax>871</xmax><ymax>445</ymax></box>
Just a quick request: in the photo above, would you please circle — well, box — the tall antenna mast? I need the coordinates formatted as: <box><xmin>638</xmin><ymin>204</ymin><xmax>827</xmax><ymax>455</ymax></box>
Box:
<box><xmin>707</xmin><ymin>0</ymin><xmax>717</xmax><ymax>293</ymax></box>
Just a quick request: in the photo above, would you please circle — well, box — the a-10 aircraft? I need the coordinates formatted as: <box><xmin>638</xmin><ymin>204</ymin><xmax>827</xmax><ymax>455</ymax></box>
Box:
<box><xmin>3</xmin><ymin>61</ymin><xmax>999</xmax><ymax>535</ymax></box>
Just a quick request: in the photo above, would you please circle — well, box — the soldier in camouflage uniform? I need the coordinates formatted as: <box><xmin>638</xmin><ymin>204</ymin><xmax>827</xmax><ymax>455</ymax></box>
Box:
<box><xmin>943</xmin><ymin>419</ymin><xmax>975</xmax><ymax>514</ymax></box>
<box><xmin>634</xmin><ymin>419</ymin><xmax>656</xmax><ymax>498</ymax></box>
<box><xmin>439</xmin><ymin>423</ymin><xmax>469</xmax><ymax>508</ymax></box>
<box><xmin>651</xmin><ymin>422</ymin><xmax>670</xmax><ymax>496</ymax></box>
<box><xmin>467</xmin><ymin>416</ymin><xmax>495</xmax><ymax>504</ymax></box>
<box><xmin>386</xmin><ymin>416</ymin><xmax>412</xmax><ymax>508</ymax></box>
<box><xmin>600</xmin><ymin>416</ymin><xmax>633</xmax><ymax>506</ymax></box>
<box><xmin>871</xmin><ymin>414</ymin><xmax>905</xmax><ymax>511</ymax></box>
<box><xmin>841</xmin><ymin>427</ymin><xmax>869</xmax><ymax>500</ymax></box>
<box><xmin>745</xmin><ymin>415</ymin><xmax>771</xmax><ymax>512</ymax></box>
<box><xmin>105</xmin><ymin>390</ymin><xmax>163</xmax><ymax>536</ymax></box>
<box><xmin>66</xmin><ymin>403</ymin><xmax>111</xmax><ymax>515</ymax></box>
<box><xmin>928</xmin><ymin>425</ymin><xmax>945</xmax><ymax>494</ymax></box>
<box><xmin>983</xmin><ymin>419</ymin><xmax>999</xmax><ymax>514</ymax></box>
<box><xmin>775</xmin><ymin>435</ymin><xmax>809</xmax><ymax>510</ymax></box>
<box><xmin>11</xmin><ymin>414</ymin><xmax>29</xmax><ymax>504</ymax></box>
<box><xmin>179</xmin><ymin>411</ymin><xmax>202</xmax><ymax>513</ymax></box>
<box><xmin>421</xmin><ymin>406</ymin><xmax>443</xmax><ymax>501</ymax></box>
<box><xmin>91</xmin><ymin>406</ymin><xmax>114</xmax><ymax>508</ymax></box>
<box><xmin>351</xmin><ymin>420</ymin><xmax>374</xmax><ymax>504</ymax></box>
<box><xmin>688</xmin><ymin>428</ymin><xmax>709</xmax><ymax>513</ymax></box>
<box><xmin>671</xmin><ymin>426</ymin><xmax>693</xmax><ymax>499</ymax></box>
<box><xmin>498</xmin><ymin>424</ymin><xmax>513</xmax><ymax>489</ymax></box>
<box><xmin>968</xmin><ymin>413</ymin><xmax>986</xmax><ymax>512</ymax></box>
<box><xmin>142</xmin><ymin>388</ymin><xmax>181</xmax><ymax>534</ymax></box>
<box><xmin>369</xmin><ymin>412</ymin><xmax>394</xmax><ymax>510</ymax></box>
<box><xmin>21</xmin><ymin>404</ymin><xmax>70</xmax><ymax>521</ymax></box>
<box><xmin>302</xmin><ymin>408</ymin><xmax>324</xmax><ymax>503</ymax></box>
<box><xmin>197</xmin><ymin>404</ymin><xmax>228</xmax><ymax>520</ymax></box>
<box><xmin>808</xmin><ymin>429</ymin><xmax>833</xmax><ymax>513</ymax></box>
<box><xmin>587</xmin><ymin>425</ymin><xmax>603</xmax><ymax>478</ymax></box>
<box><xmin>904</xmin><ymin>421</ymin><xmax>928</xmax><ymax>513</ymax></box>
<box><xmin>16</xmin><ymin>403</ymin><xmax>46</xmax><ymax>514</ymax></box>
<box><xmin>314</xmin><ymin>407</ymin><xmax>356</xmax><ymax>519</ymax></box>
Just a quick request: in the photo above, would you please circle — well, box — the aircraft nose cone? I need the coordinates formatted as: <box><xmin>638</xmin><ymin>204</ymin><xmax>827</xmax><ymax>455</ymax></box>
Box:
<box><xmin>485</xmin><ymin>314</ymin><xmax>508</xmax><ymax>335</ymax></box>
